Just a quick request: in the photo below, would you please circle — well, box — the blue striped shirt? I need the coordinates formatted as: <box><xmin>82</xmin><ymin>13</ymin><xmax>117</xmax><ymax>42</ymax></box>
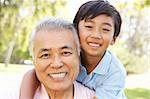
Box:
<box><xmin>77</xmin><ymin>50</ymin><xmax>127</xmax><ymax>99</ymax></box>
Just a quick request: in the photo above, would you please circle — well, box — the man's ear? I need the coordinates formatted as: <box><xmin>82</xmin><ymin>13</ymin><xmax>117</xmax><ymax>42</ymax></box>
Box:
<box><xmin>32</xmin><ymin>59</ymin><xmax>35</xmax><ymax>65</ymax></box>
<box><xmin>110</xmin><ymin>36</ymin><xmax>117</xmax><ymax>45</ymax></box>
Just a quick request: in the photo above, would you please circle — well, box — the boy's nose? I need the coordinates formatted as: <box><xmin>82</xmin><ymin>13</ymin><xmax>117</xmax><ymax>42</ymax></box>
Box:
<box><xmin>50</xmin><ymin>55</ymin><xmax>63</xmax><ymax>68</ymax></box>
<box><xmin>91</xmin><ymin>29</ymin><xmax>102</xmax><ymax>39</ymax></box>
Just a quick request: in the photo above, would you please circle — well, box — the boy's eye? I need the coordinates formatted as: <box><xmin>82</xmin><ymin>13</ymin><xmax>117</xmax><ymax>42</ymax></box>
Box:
<box><xmin>85</xmin><ymin>25</ymin><xmax>93</xmax><ymax>28</ymax></box>
<box><xmin>62</xmin><ymin>51</ymin><xmax>72</xmax><ymax>56</ymax></box>
<box><xmin>40</xmin><ymin>54</ymin><xmax>50</xmax><ymax>59</ymax></box>
<box><xmin>102</xmin><ymin>28</ymin><xmax>110</xmax><ymax>32</ymax></box>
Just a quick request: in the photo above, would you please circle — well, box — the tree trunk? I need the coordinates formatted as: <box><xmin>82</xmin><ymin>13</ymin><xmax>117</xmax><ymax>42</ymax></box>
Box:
<box><xmin>4</xmin><ymin>14</ymin><xmax>20</xmax><ymax>67</ymax></box>
<box><xmin>4</xmin><ymin>36</ymin><xmax>17</xmax><ymax>67</ymax></box>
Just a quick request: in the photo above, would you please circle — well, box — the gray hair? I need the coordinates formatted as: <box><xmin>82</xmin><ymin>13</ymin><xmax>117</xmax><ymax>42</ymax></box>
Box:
<box><xmin>29</xmin><ymin>17</ymin><xmax>80</xmax><ymax>58</ymax></box>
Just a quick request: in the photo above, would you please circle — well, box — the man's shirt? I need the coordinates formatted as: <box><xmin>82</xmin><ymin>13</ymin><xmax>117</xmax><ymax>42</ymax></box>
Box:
<box><xmin>34</xmin><ymin>81</ymin><xmax>95</xmax><ymax>99</ymax></box>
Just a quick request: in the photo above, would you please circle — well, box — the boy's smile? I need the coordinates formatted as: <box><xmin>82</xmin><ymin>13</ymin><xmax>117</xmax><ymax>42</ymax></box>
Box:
<box><xmin>88</xmin><ymin>42</ymin><xmax>102</xmax><ymax>48</ymax></box>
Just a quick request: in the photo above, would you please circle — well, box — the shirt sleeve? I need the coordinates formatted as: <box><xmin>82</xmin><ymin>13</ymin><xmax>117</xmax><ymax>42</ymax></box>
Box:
<box><xmin>95</xmin><ymin>87</ymin><xmax>126</xmax><ymax>99</ymax></box>
<box><xmin>95</xmin><ymin>69</ymin><xmax>127</xmax><ymax>99</ymax></box>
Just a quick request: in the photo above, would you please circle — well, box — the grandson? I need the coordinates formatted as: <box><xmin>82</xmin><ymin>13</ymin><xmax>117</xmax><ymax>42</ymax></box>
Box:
<box><xmin>20</xmin><ymin>0</ymin><xmax>126</xmax><ymax>99</ymax></box>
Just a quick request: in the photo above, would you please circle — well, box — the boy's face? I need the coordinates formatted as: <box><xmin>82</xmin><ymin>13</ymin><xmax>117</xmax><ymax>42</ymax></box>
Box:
<box><xmin>33</xmin><ymin>29</ymin><xmax>79</xmax><ymax>92</ymax></box>
<box><xmin>78</xmin><ymin>14</ymin><xmax>116</xmax><ymax>58</ymax></box>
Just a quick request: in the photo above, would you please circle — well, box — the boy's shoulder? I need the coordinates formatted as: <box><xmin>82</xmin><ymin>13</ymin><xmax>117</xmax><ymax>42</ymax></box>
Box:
<box><xmin>95</xmin><ymin>50</ymin><xmax>126</xmax><ymax>75</ymax></box>
<box><xmin>106</xmin><ymin>50</ymin><xmax>126</xmax><ymax>76</ymax></box>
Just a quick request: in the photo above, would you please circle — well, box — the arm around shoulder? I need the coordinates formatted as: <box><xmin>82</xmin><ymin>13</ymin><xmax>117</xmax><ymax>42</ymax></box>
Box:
<box><xmin>19</xmin><ymin>69</ymin><xmax>40</xmax><ymax>99</ymax></box>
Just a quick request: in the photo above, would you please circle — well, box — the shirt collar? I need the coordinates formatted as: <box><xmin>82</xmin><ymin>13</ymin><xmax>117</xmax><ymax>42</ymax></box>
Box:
<box><xmin>92</xmin><ymin>50</ymin><xmax>112</xmax><ymax>75</ymax></box>
<box><xmin>41</xmin><ymin>84</ymin><xmax>50</xmax><ymax>99</ymax></box>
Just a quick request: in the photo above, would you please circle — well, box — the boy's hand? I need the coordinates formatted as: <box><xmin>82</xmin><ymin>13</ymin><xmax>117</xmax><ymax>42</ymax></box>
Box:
<box><xmin>93</xmin><ymin>96</ymin><xmax>97</xmax><ymax>99</ymax></box>
<box><xmin>20</xmin><ymin>69</ymin><xmax>39</xmax><ymax>99</ymax></box>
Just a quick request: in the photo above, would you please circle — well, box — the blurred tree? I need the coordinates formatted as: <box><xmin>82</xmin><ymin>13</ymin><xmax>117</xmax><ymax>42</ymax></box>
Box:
<box><xmin>0</xmin><ymin>0</ymin><xmax>149</xmax><ymax>73</ymax></box>
<box><xmin>0</xmin><ymin>0</ymin><xmax>22</xmax><ymax>66</ymax></box>
<box><xmin>112</xmin><ymin>0</ymin><xmax>150</xmax><ymax>73</ymax></box>
<box><xmin>0</xmin><ymin>0</ymin><xmax>67</xmax><ymax>66</ymax></box>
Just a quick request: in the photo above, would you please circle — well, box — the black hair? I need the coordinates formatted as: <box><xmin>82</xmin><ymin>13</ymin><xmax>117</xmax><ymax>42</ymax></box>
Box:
<box><xmin>73</xmin><ymin>0</ymin><xmax>122</xmax><ymax>37</ymax></box>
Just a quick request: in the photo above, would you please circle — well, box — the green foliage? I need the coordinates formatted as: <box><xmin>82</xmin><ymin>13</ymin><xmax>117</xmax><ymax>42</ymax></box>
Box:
<box><xmin>109</xmin><ymin>39</ymin><xmax>148</xmax><ymax>74</ymax></box>
<box><xmin>113</xmin><ymin>0</ymin><xmax>150</xmax><ymax>74</ymax></box>
<box><xmin>134</xmin><ymin>0</ymin><xmax>150</xmax><ymax>9</ymax></box>
<box><xmin>0</xmin><ymin>0</ymin><xmax>67</xmax><ymax>64</ymax></box>
<box><xmin>144</xmin><ymin>0</ymin><xmax>150</xmax><ymax>6</ymax></box>
<box><xmin>0</xmin><ymin>0</ymin><xmax>149</xmax><ymax>71</ymax></box>
<box><xmin>125</xmin><ymin>88</ymin><xmax>150</xmax><ymax>99</ymax></box>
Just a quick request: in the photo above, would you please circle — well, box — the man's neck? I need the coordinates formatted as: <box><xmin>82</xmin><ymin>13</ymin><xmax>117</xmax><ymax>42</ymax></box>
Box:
<box><xmin>46</xmin><ymin>85</ymin><xmax>74</xmax><ymax>99</ymax></box>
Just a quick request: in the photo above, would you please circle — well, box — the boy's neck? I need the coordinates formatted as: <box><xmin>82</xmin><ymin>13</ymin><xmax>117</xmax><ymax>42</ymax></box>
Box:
<box><xmin>81</xmin><ymin>51</ymin><xmax>106</xmax><ymax>74</ymax></box>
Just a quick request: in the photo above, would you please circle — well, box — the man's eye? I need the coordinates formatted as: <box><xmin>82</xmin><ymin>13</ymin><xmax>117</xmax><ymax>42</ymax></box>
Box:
<box><xmin>62</xmin><ymin>51</ymin><xmax>72</xmax><ymax>56</ymax></box>
<box><xmin>40</xmin><ymin>54</ymin><xmax>50</xmax><ymax>59</ymax></box>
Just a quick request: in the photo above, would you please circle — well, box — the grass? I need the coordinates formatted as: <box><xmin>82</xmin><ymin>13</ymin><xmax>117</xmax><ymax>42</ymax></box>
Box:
<box><xmin>0</xmin><ymin>63</ymin><xmax>150</xmax><ymax>99</ymax></box>
<box><xmin>125</xmin><ymin>88</ymin><xmax>150</xmax><ymax>99</ymax></box>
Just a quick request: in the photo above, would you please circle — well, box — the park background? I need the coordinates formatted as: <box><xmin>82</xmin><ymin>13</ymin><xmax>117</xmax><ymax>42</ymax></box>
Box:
<box><xmin>0</xmin><ymin>0</ymin><xmax>150</xmax><ymax>99</ymax></box>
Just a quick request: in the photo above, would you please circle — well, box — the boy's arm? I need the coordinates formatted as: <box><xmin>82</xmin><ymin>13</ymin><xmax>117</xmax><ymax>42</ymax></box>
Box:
<box><xmin>19</xmin><ymin>69</ymin><xmax>40</xmax><ymax>99</ymax></box>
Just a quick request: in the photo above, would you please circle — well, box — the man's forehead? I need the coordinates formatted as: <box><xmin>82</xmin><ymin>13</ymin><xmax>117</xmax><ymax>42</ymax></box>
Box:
<box><xmin>34</xmin><ymin>29</ymin><xmax>77</xmax><ymax>48</ymax></box>
<box><xmin>39</xmin><ymin>45</ymin><xmax>74</xmax><ymax>51</ymax></box>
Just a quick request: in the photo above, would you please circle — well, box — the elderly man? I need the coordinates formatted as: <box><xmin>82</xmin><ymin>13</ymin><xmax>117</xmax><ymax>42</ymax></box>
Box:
<box><xmin>0</xmin><ymin>18</ymin><xmax>95</xmax><ymax>99</ymax></box>
<box><xmin>28</xmin><ymin>17</ymin><xmax>95</xmax><ymax>99</ymax></box>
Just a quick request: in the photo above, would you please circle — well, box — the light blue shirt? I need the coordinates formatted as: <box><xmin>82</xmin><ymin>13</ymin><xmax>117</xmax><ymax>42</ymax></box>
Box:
<box><xmin>77</xmin><ymin>50</ymin><xmax>127</xmax><ymax>99</ymax></box>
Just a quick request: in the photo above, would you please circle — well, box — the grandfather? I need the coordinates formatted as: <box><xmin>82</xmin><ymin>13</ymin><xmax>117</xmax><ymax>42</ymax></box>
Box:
<box><xmin>29</xmin><ymin>17</ymin><xmax>95</xmax><ymax>99</ymax></box>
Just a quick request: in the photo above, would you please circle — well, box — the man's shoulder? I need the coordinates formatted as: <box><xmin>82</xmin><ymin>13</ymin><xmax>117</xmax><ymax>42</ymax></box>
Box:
<box><xmin>74</xmin><ymin>81</ymin><xmax>95</xmax><ymax>99</ymax></box>
<box><xmin>34</xmin><ymin>84</ymin><xmax>49</xmax><ymax>99</ymax></box>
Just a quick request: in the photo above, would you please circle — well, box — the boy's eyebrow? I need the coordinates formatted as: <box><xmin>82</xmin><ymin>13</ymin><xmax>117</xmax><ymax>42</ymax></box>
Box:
<box><xmin>85</xmin><ymin>20</ymin><xmax>112</xmax><ymax>27</ymax></box>
<box><xmin>85</xmin><ymin>19</ymin><xmax>94</xmax><ymax>23</ymax></box>
<box><xmin>102</xmin><ymin>22</ymin><xmax>112</xmax><ymax>27</ymax></box>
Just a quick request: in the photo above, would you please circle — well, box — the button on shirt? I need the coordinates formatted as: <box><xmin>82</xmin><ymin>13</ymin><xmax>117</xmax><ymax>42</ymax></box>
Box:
<box><xmin>77</xmin><ymin>50</ymin><xmax>127</xmax><ymax>99</ymax></box>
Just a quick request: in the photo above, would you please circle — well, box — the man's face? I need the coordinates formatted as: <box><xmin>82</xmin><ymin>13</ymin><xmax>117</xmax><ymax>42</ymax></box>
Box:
<box><xmin>78</xmin><ymin>14</ymin><xmax>115</xmax><ymax>58</ymax></box>
<box><xmin>33</xmin><ymin>29</ymin><xmax>79</xmax><ymax>91</ymax></box>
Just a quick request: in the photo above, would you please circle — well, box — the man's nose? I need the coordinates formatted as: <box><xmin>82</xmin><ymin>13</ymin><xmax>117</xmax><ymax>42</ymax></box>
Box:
<box><xmin>50</xmin><ymin>55</ymin><xmax>63</xmax><ymax>68</ymax></box>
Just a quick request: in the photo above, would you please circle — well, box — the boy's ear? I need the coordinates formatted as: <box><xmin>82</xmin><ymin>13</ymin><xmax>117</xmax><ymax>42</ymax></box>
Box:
<box><xmin>110</xmin><ymin>36</ymin><xmax>117</xmax><ymax>45</ymax></box>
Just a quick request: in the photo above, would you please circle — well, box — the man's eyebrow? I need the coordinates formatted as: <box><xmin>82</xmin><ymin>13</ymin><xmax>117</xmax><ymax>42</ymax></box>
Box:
<box><xmin>61</xmin><ymin>46</ymin><xmax>73</xmax><ymax>50</ymax></box>
<box><xmin>39</xmin><ymin>48</ymin><xmax>51</xmax><ymax>53</ymax></box>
